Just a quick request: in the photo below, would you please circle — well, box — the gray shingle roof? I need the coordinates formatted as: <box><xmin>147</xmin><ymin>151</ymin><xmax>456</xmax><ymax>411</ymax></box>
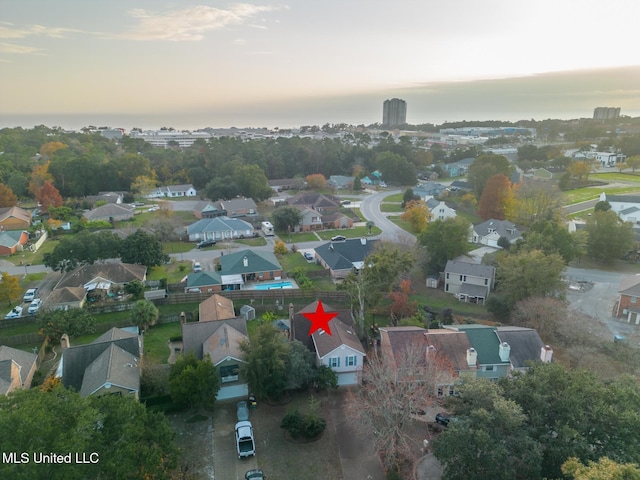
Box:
<box><xmin>82</xmin><ymin>203</ymin><xmax>134</xmax><ymax>221</ymax></box>
<box><xmin>315</xmin><ymin>238</ymin><xmax>378</xmax><ymax>271</ymax></box>
<box><xmin>459</xmin><ymin>283</ymin><xmax>489</xmax><ymax>298</ymax></box>
<box><xmin>80</xmin><ymin>343</ymin><xmax>140</xmax><ymax>396</ymax></box>
<box><xmin>0</xmin><ymin>345</ymin><xmax>37</xmax><ymax>388</ymax></box>
<box><xmin>607</xmin><ymin>194</ymin><xmax>640</xmax><ymax>203</ymax></box>
<box><xmin>312</xmin><ymin>318</ymin><xmax>365</xmax><ymax>358</ymax></box>
<box><xmin>445</xmin><ymin>260</ymin><xmax>495</xmax><ymax>279</ymax></box>
<box><xmin>182</xmin><ymin>317</ymin><xmax>248</xmax><ymax>360</ymax></box>
<box><xmin>56</xmin><ymin>263</ymin><xmax>147</xmax><ymax>289</ymax></box>
<box><xmin>187</xmin><ymin>216</ymin><xmax>253</xmax><ymax>235</ymax></box>
<box><xmin>473</xmin><ymin>219</ymin><xmax>520</xmax><ymax>241</ymax></box>
<box><xmin>496</xmin><ymin>326</ymin><xmax>547</xmax><ymax>369</ymax></box>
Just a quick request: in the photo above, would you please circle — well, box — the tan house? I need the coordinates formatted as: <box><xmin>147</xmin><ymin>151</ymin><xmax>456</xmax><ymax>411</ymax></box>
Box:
<box><xmin>0</xmin><ymin>206</ymin><xmax>31</xmax><ymax>231</ymax></box>
<box><xmin>0</xmin><ymin>345</ymin><xmax>38</xmax><ymax>395</ymax></box>
<box><xmin>82</xmin><ymin>203</ymin><xmax>134</xmax><ymax>222</ymax></box>
<box><xmin>45</xmin><ymin>286</ymin><xmax>87</xmax><ymax>311</ymax></box>
<box><xmin>199</xmin><ymin>294</ymin><xmax>235</xmax><ymax>322</ymax></box>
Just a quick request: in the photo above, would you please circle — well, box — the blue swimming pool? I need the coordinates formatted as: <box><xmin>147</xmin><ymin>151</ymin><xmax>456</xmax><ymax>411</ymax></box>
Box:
<box><xmin>253</xmin><ymin>281</ymin><xmax>294</xmax><ymax>290</ymax></box>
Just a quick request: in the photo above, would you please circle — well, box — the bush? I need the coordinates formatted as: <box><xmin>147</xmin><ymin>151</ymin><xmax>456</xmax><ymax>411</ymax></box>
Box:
<box><xmin>280</xmin><ymin>396</ymin><xmax>327</xmax><ymax>440</ymax></box>
<box><xmin>280</xmin><ymin>410</ymin><xmax>304</xmax><ymax>438</ymax></box>
<box><xmin>303</xmin><ymin>413</ymin><xmax>326</xmax><ymax>438</ymax></box>
<box><xmin>274</xmin><ymin>240</ymin><xmax>287</xmax><ymax>255</ymax></box>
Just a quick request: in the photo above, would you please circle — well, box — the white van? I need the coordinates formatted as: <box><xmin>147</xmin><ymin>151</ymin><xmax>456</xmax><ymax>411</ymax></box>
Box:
<box><xmin>193</xmin><ymin>262</ymin><xmax>202</xmax><ymax>273</ymax></box>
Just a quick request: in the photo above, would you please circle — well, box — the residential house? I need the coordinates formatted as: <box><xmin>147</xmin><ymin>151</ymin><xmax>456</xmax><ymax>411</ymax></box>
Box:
<box><xmin>0</xmin><ymin>230</ymin><xmax>29</xmax><ymax>256</ymax></box>
<box><xmin>379</xmin><ymin>326</ymin><xmax>476</xmax><ymax>397</ymax></box>
<box><xmin>425</xmin><ymin>196</ymin><xmax>457</xmax><ymax>221</ymax></box>
<box><xmin>0</xmin><ymin>206</ymin><xmax>31</xmax><ymax>231</ymax></box>
<box><xmin>321</xmin><ymin>211</ymin><xmax>354</xmax><ymax>230</ymax></box>
<box><xmin>294</xmin><ymin>206</ymin><xmax>324</xmax><ymax>231</ymax></box>
<box><xmin>470</xmin><ymin>219</ymin><xmax>522</xmax><ymax>247</ymax></box>
<box><xmin>290</xmin><ymin>301</ymin><xmax>365</xmax><ymax>386</ymax></box>
<box><xmin>146</xmin><ymin>184</ymin><xmax>197</xmax><ymax>198</ymax></box>
<box><xmin>601</xmin><ymin>193</ymin><xmax>640</xmax><ymax>224</ymax></box>
<box><xmin>531</xmin><ymin>166</ymin><xmax>566</xmax><ymax>180</ymax></box>
<box><xmin>441</xmin><ymin>158</ymin><xmax>475</xmax><ymax>178</ymax></box>
<box><xmin>181</xmin><ymin>307</ymin><xmax>249</xmax><ymax>400</ymax></box>
<box><xmin>615</xmin><ymin>274</ymin><xmax>640</xmax><ymax>322</ymax></box>
<box><xmin>56</xmin><ymin>263</ymin><xmax>147</xmax><ymax>291</ymax></box>
<box><xmin>45</xmin><ymin>286</ymin><xmax>87</xmax><ymax>311</ymax></box>
<box><xmin>327</xmin><ymin>175</ymin><xmax>355</xmax><ymax>189</ymax></box>
<box><xmin>186</xmin><ymin>216</ymin><xmax>254</xmax><ymax>242</ymax></box>
<box><xmin>413</xmin><ymin>182</ymin><xmax>446</xmax><ymax>199</ymax></box>
<box><xmin>287</xmin><ymin>192</ymin><xmax>341</xmax><ymax>212</ymax></box>
<box><xmin>495</xmin><ymin>326</ymin><xmax>553</xmax><ymax>373</ymax></box>
<box><xmin>193</xmin><ymin>198</ymin><xmax>257</xmax><ymax>219</ymax></box>
<box><xmin>184</xmin><ymin>271</ymin><xmax>222</xmax><ymax>294</ymax></box>
<box><xmin>199</xmin><ymin>294</ymin><xmax>235</xmax><ymax>322</ymax></box>
<box><xmin>268</xmin><ymin>178</ymin><xmax>303</xmax><ymax>192</ymax></box>
<box><xmin>444</xmin><ymin>260</ymin><xmax>495</xmax><ymax>304</ymax></box>
<box><xmin>218</xmin><ymin>249</ymin><xmax>283</xmax><ymax>288</ymax></box>
<box><xmin>573</xmin><ymin>150</ymin><xmax>626</xmax><ymax>167</ymax></box>
<box><xmin>57</xmin><ymin>327</ymin><xmax>142</xmax><ymax>398</ymax></box>
<box><xmin>82</xmin><ymin>203</ymin><xmax>134</xmax><ymax>222</ymax></box>
<box><xmin>0</xmin><ymin>345</ymin><xmax>38</xmax><ymax>395</ymax></box>
<box><xmin>443</xmin><ymin>325</ymin><xmax>511</xmax><ymax>379</ymax></box>
<box><xmin>85</xmin><ymin>192</ymin><xmax>124</xmax><ymax>206</ymax></box>
<box><xmin>315</xmin><ymin>238</ymin><xmax>378</xmax><ymax>279</ymax></box>
<box><xmin>449</xmin><ymin>180</ymin><xmax>472</xmax><ymax>191</ymax></box>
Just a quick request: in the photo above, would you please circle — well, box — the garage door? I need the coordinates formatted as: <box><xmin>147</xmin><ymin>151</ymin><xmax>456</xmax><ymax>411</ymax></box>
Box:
<box><xmin>337</xmin><ymin>372</ymin><xmax>358</xmax><ymax>386</ymax></box>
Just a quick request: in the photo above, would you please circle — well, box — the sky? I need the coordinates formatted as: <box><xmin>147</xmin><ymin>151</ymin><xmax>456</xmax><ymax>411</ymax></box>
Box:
<box><xmin>1</xmin><ymin>0</ymin><xmax>639</xmax><ymax>129</ymax></box>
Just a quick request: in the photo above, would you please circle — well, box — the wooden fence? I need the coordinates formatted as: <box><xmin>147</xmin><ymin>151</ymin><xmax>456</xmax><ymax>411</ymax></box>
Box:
<box><xmin>153</xmin><ymin>289</ymin><xmax>349</xmax><ymax>306</ymax></box>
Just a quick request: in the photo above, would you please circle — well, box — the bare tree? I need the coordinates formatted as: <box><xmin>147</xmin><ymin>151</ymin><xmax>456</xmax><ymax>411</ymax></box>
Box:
<box><xmin>345</xmin><ymin>338</ymin><xmax>455</xmax><ymax>470</ymax></box>
<box><xmin>511</xmin><ymin>296</ymin><xmax>566</xmax><ymax>340</ymax></box>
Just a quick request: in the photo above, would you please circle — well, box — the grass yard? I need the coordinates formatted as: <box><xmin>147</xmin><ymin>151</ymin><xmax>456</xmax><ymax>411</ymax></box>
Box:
<box><xmin>563</xmin><ymin>186</ymin><xmax>640</xmax><ymax>204</ymax></box>
<box><xmin>235</xmin><ymin>237</ymin><xmax>268</xmax><ymax>247</ymax></box>
<box><xmin>279</xmin><ymin>252</ymin><xmax>325</xmax><ymax>272</ymax></box>
<box><xmin>5</xmin><ymin>238</ymin><xmax>59</xmax><ymax>266</ymax></box>
<box><xmin>589</xmin><ymin>172</ymin><xmax>640</xmax><ymax>182</ymax></box>
<box><xmin>280</xmin><ymin>232</ymin><xmax>319</xmax><ymax>243</ymax></box>
<box><xmin>143</xmin><ymin>322</ymin><xmax>183</xmax><ymax>364</ymax></box>
<box><xmin>388</xmin><ymin>217</ymin><xmax>418</xmax><ymax>235</ymax></box>
<box><xmin>380</xmin><ymin>203</ymin><xmax>404</xmax><ymax>213</ymax></box>
<box><xmin>163</xmin><ymin>241</ymin><xmax>195</xmax><ymax>255</ymax></box>
<box><xmin>383</xmin><ymin>192</ymin><xmax>404</xmax><ymax>202</ymax></box>
<box><xmin>315</xmin><ymin>225</ymin><xmax>382</xmax><ymax>240</ymax></box>
<box><xmin>147</xmin><ymin>261</ymin><xmax>193</xmax><ymax>283</ymax></box>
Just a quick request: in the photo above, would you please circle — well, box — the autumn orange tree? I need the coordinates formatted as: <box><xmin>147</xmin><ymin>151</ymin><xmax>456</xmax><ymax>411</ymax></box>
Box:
<box><xmin>38</xmin><ymin>181</ymin><xmax>63</xmax><ymax>212</ymax></box>
<box><xmin>305</xmin><ymin>173</ymin><xmax>327</xmax><ymax>190</ymax></box>
<box><xmin>0</xmin><ymin>183</ymin><xmax>18</xmax><ymax>207</ymax></box>
<box><xmin>39</xmin><ymin>141</ymin><xmax>67</xmax><ymax>159</ymax></box>
<box><xmin>401</xmin><ymin>199</ymin><xmax>431</xmax><ymax>232</ymax></box>
<box><xmin>388</xmin><ymin>279</ymin><xmax>418</xmax><ymax>325</ymax></box>
<box><xmin>0</xmin><ymin>272</ymin><xmax>21</xmax><ymax>306</ymax></box>
<box><xmin>28</xmin><ymin>160</ymin><xmax>54</xmax><ymax>199</ymax></box>
<box><xmin>477</xmin><ymin>173</ymin><xmax>513</xmax><ymax>220</ymax></box>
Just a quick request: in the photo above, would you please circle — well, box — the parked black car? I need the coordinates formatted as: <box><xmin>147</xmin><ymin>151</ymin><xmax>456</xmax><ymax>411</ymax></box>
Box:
<box><xmin>197</xmin><ymin>239</ymin><xmax>216</xmax><ymax>248</ymax></box>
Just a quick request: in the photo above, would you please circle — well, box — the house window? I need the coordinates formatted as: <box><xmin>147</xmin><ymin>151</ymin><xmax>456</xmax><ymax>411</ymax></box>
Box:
<box><xmin>220</xmin><ymin>364</ymin><xmax>240</xmax><ymax>383</ymax></box>
<box><xmin>484</xmin><ymin>278</ymin><xmax>488</xmax><ymax>285</ymax></box>
<box><xmin>484</xmin><ymin>365</ymin><xmax>494</xmax><ymax>372</ymax></box>
<box><xmin>329</xmin><ymin>357</ymin><xmax>340</xmax><ymax>368</ymax></box>
<box><xmin>346</xmin><ymin>355</ymin><xmax>357</xmax><ymax>367</ymax></box>
<box><xmin>437</xmin><ymin>386</ymin><xmax>444</xmax><ymax>397</ymax></box>
<box><xmin>259</xmin><ymin>272</ymin><xmax>263</xmax><ymax>279</ymax></box>
<box><xmin>459</xmin><ymin>275</ymin><xmax>463</xmax><ymax>281</ymax></box>
<box><xmin>445</xmin><ymin>284</ymin><xmax>449</xmax><ymax>292</ymax></box>
<box><xmin>632</xmin><ymin>297</ymin><xmax>637</xmax><ymax>304</ymax></box>
<box><xmin>446</xmin><ymin>273</ymin><xmax>449</xmax><ymax>279</ymax></box>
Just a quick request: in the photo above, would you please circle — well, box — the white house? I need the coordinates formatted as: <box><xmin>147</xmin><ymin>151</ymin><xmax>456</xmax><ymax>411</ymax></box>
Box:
<box><xmin>425</xmin><ymin>196</ymin><xmax>457</xmax><ymax>221</ymax></box>
<box><xmin>601</xmin><ymin>193</ymin><xmax>640</xmax><ymax>224</ymax></box>
<box><xmin>444</xmin><ymin>260</ymin><xmax>496</xmax><ymax>305</ymax></box>
<box><xmin>311</xmin><ymin>318</ymin><xmax>366</xmax><ymax>386</ymax></box>
<box><xmin>146</xmin><ymin>184</ymin><xmax>197</xmax><ymax>198</ymax></box>
<box><xmin>573</xmin><ymin>150</ymin><xmax>626</xmax><ymax>167</ymax></box>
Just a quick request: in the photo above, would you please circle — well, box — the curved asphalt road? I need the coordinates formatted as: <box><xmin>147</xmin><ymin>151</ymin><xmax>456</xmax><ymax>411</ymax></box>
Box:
<box><xmin>359</xmin><ymin>189</ymin><xmax>417</xmax><ymax>244</ymax></box>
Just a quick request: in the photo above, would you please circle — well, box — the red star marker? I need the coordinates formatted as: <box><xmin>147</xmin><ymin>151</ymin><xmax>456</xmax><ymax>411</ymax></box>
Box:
<box><xmin>302</xmin><ymin>300</ymin><xmax>338</xmax><ymax>336</ymax></box>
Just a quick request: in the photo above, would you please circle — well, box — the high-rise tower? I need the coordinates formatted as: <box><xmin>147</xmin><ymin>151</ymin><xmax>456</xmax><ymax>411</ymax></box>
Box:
<box><xmin>382</xmin><ymin>98</ymin><xmax>407</xmax><ymax>127</ymax></box>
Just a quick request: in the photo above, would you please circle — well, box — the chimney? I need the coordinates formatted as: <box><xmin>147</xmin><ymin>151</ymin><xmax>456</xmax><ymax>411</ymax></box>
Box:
<box><xmin>498</xmin><ymin>341</ymin><xmax>510</xmax><ymax>362</ymax></box>
<box><xmin>289</xmin><ymin>303</ymin><xmax>294</xmax><ymax>321</ymax></box>
<box><xmin>60</xmin><ymin>333</ymin><xmax>70</xmax><ymax>351</ymax></box>
<box><xmin>540</xmin><ymin>345</ymin><xmax>553</xmax><ymax>363</ymax></box>
<box><xmin>361</xmin><ymin>237</ymin><xmax>366</xmax><ymax>245</ymax></box>
<box><xmin>466</xmin><ymin>347</ymin><xmax>477</xmax><ymax>367</ymax></box>
<box><xmin>243</xmin><ymin>255</ymin><xmax>248</xmax><ymax>267</ymax></box>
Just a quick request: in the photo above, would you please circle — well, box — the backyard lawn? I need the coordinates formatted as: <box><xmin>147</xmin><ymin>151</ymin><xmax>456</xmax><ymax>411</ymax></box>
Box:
<box><xmin>5</xmin><ymin>238</ymin><xmax>59</xmax><ymax>266</ymax></box>
<box><xmin>147</xmin><ymin>261</ymin><xmax>193</xmax><ymax>283</ymax></box>
<box><xmin>279</xmin><ymin>252</ymin><xmax>325</xmax><ymax>272</ymax></box>
<box><xmin>315</xmin><ymin>225</ymin><xmax>381</xmax><ymax>240</ymax></box>
<box><xmin>383</xmin><ymin>192</ymin><xmax>404</xmax><ymax>202</ymax></box>
<box><xmin>589</xmin><ymin>172</ymin><xmax>640</xmax><ymax>182</ymax></box>
<box><xmin>143</xmin><ymin>322</ymin><xmax>183</xmax><ymax>364</ymax></box>
<box><xmin>563</xmin><ymin>186</ymin><xmax>640</xmax><ymax>204</ymax></box>
<box><xmin>380</xmin><ymin>203</ymin><xmax>404</xmax><ymax>213</ymax></box>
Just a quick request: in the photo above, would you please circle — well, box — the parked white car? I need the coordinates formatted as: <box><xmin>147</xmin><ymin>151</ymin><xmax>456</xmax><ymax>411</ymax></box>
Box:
<box><xmin>28</xmin><ymin>299</ymin><xmax>42</xmax><ymax>315</ymax></box>
<box><xmin>23</xmin><ymin>288</ymin><xmax>38</xmax><ymax>303</ymax></box>
<box><xmin>4</xmin><ymin>306</ymin><xmax>23</xmax><ymax>319</ymax></box>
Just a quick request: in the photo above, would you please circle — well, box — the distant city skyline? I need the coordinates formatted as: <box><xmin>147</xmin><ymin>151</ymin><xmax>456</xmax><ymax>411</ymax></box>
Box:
<box><xmin>1</xmin><ymin>1</ymin><xmax>639</xmax><ymax>129</ymax></box>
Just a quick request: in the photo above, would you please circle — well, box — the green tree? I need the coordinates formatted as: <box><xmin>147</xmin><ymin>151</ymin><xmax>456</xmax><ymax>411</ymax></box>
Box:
<box><xmin>129</xmin><ymin>299</ymin><xmax>159</xmax><ymax>331</ymax></box>
<box><xmin>585</xmin><ymin>210</ymin><xmax>635</xmax><ymax>262</ymax></box>
<box><xmin>593</xmin><ymin>200</ymin><xmax>611</xmax><ymax>212</ymax></box>
<box><xmin>489</xmin><ymin>249</ymin><xmax>565</xmax><ymax>316</ymax></box>
<box><xmin>339</xmin><ymin>243</ymin><xmax>414</xmax><ymax>339</ymax></box>
<box><xmin>169</xmin><ymin>353</ymin><xmax>220</xmax><ymax>409</ymax></box>
<box><xmin>233</xmin><ymin>164</ymin><xmax>272</xmax><ymax>201</ymax></box>
<box><xmin>353</xmin><ymin>175</ymin><xmax>363</xmax><ymax>191</ymax></box>
<box><xmin>285</xmin><ymin>340</ymin><xmax>315</xmax><ymax>390</ymax></box>
<box><xmin>419</xmin><ymin>217</ymin><xmax>472</xmax><ymax>274</ymax></box>
<box><xmin>433</xmin><ymin>379</ymin><xmax>542</xmax><ymax>480</ymax></box>
<box><xmin>0</xmin><ymin>272</ymin><xmax>21</xmax><ymax>306</ymax></box>
<box><xmin>626</xmin><ymin>155</ymin><xmax>640</xmax><ymax>173</ymax></box>
<box><xmin>43</xmin><ymin>230</ymin><xmax>122</xmax><ymax>272</ymax></box>
<box><xmin>562</xmin><ymin>457</ymin><xmax>640</xmax><ymax>480</ymax></box>
<box><xmin>467</xmin><ymin>154</ymin><xmax>512</xmax><ymax>196</ymax></box>
<box><xmin>240</xmin><ymin>323</ymin><xmax>289</xmax><ymax>401</ymax></box>
<box><xmin>120</xmin><ymin>229</ymin><xmax>169</xmax><ymax>267</ymax></box>
<box><xmin>271</xmin><ymin>206</ymin><xmax>303</xmax><ymax>232</ymax></box>
<box><xmin>402</xmin><ymin>188</ymin><xmax>420</xmax><ymax>207</ymax></box>
<box><xmin>38</xmin><ymin>308</ymin><xmax>96</xmax><ymax>343</ymax></box>
<box><xmin>513</xmin><ymin>218</ymin><xmax>581</xmax><ymax>264</ymax></box>
<box><xmin>124</xmin><ymin>279</ymin><xmax>144</xmax><ymax>299</ymax></box>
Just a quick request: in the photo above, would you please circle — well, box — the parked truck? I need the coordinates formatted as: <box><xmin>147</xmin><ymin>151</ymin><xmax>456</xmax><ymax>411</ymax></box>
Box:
<box><xmin>235</xmin><ymin>421</ymin><xmax>256</xmax><ymax>459</ymax></box>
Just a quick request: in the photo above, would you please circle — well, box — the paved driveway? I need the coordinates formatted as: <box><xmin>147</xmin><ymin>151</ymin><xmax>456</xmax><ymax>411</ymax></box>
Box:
<box><xmin>213</xmin><ymin>401</ymin><xmax>259</xmax><ymax>480</ymax></box>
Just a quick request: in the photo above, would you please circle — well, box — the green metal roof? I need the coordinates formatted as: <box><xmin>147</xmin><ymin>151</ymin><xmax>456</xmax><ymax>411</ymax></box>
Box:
<box><xmin>219</xmin><ymin>249</ymin><xmax>281</xmax><ymax>276</ymax></box>
<box><xmin>453</xmin><ymin>325</ymin><xmax>508</xmax><ymax>365</ymax></box>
